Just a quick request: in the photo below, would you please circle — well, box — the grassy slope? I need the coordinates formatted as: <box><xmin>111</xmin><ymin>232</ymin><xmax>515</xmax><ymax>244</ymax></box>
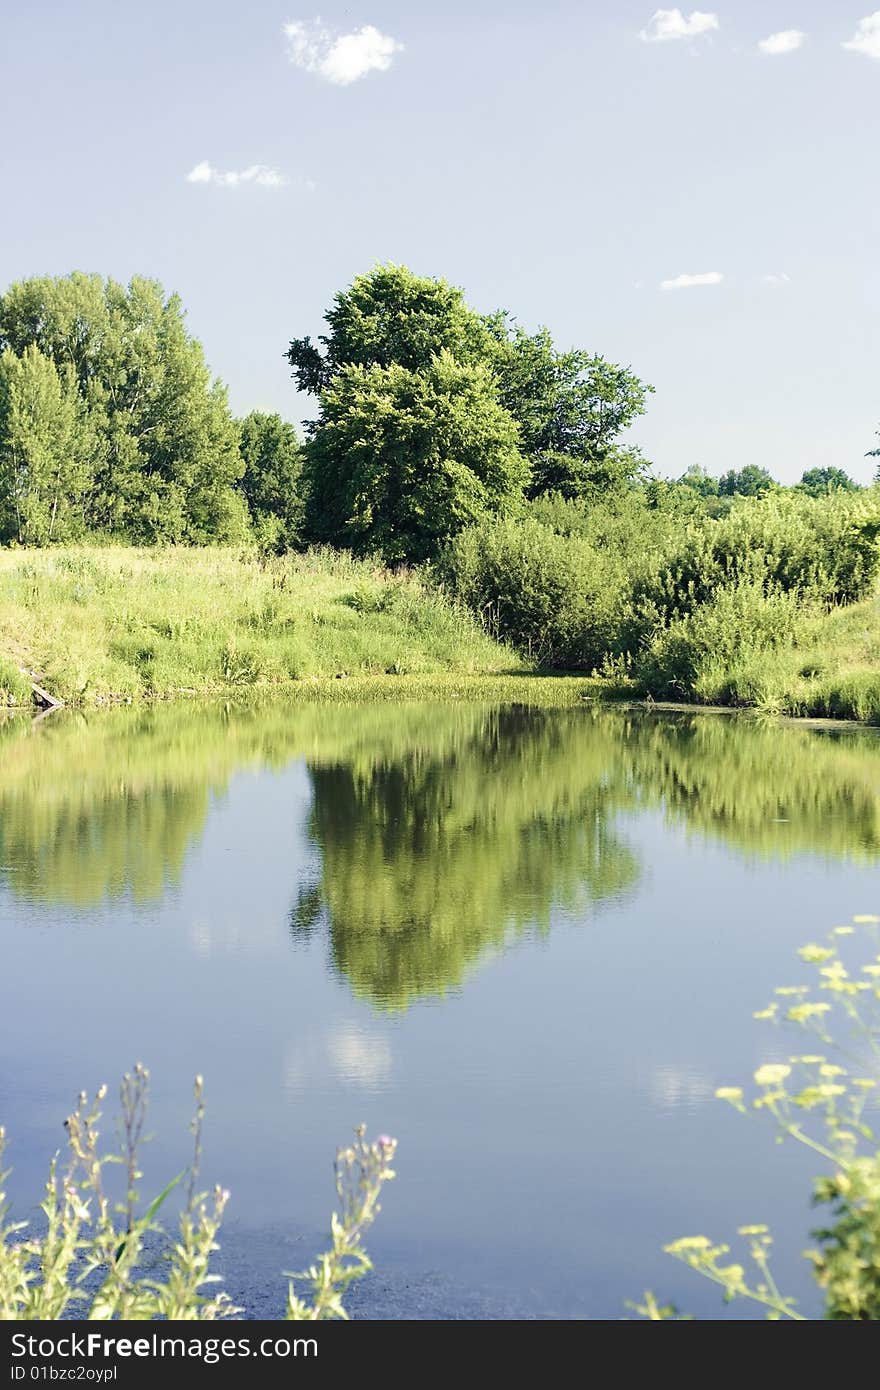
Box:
<box><xmin>2</xmin><ymin>546</ymin><xmax>878</xmax><ymax>721</ymax></box>
<box><xmin>675</xmin><ymin>594</ymin><xmax>880</xmax><ymax>722</ymax></box>
<box><xmin>0</xmin><ymin>547</ymin><xmax>525</xmax><ymax>706</ymax></box>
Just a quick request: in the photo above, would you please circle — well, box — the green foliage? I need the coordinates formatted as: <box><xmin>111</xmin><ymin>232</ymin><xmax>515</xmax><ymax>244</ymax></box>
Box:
<box><xmin>486</xmin><ymin>320</ymin><xmax>652</xmax><ymax>500</ymax></box>
<box><xmin>718</xmin><ymin>464</ymin><xmax>776</xmax><ymax>497</ymax></box>
<box><xmin>287</xmin><ymin>264</ymin><xmax>492</xmax><ymax>389</ymax></box>
<box><xmin>290</xmin><ymin>265</ymin><xmax>652</xmax><ymax>559</ymax></box>
<box><xmin>441</xmin><ymin>488</ymin><xmax>880</xmax><ymax>711</ymax></box>
<box><xmin>303</xmin><ymin>352</ymin><xmax>528</xmax><ymax>563</ymax></box>
<box><xmin>0</xmin><ymin>1067</ymin><xmax>395</xmax><ymax>1320</ymax></box>
<box><xmin>437</xmin><ymin>515</ymin><xmax>624</xmax><ymax>668</ymax></box>
<box><xmin>624</xmin><ymin>494</ymin><xmax>880</xmax><ymax>709</ymax></box>
<box><xmin>632</xmin><ymin>580</ymin><xmax>815</xmax><ymax>702</ymax></box>
<box><xmin>0</xmin><ymin>657</ymin><xmax>29</xmax><ymax>704</ymax></box>
<box><xmin>677</xmin><ymin>464</ymin><xmax>720</xmax><ymax>498</ymax></box>
<box><xmin>799</xmin><ymin>466</ymin><xmax>859</xmax><ymax>497</ymax></box>
<box><xmin>0</xmin><ymin>345</ymin><xmax>93</xmax><ymax>544</ymax></box>
<box><xmin>0</xmin><ymin>274</ymin><xmax>246</xmax><ymax>543</ymax></box>
<box><xmin>237</xmin><ymin>411</ymin><xmax>304</xmax><ymax>551</ymax></box>
<box><xmin>640</xmin><ymin>917</ymin><xmax>880</xmax><ymax>1319</ymax></box>
<box><xmin>0</xmin><ymin>545</ymin><xmax>516</xmax><ymax>705</ymax></box>
<box><xmin>286</xmin><ymin>1128</ymin><xmax>397</xmax><ymax>1320</ymax></box>
<box><xmin>635</xmin><ymin>491</ymin><xmax>880</xmax><ymax>622</ymax></box>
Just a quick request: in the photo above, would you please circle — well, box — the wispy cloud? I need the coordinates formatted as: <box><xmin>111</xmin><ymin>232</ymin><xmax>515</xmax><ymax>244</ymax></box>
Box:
<box><xmin>762</xmin><ymin>272</ymin><xmax>791</xmax><ymax>287</ymax></box>
<box><xmin>186</xmin><ymin>161</ymin><xmax>291</xmax><ymax>189</ymax></box>
<box><xmin>843</xmin><ymin>12</ymin><xmax>880</xmax><ymax>59</ymax></box>
<box><xmin>284</xmin><ymin>20</ymin><xmax>403</xmax><ymax>84</ymax></box>
<box><xmin>639</xmin><ymin>9</ymin><xmax>719</xmax><ymax>43</ymax></box>
<box><xmin>758</xmin><ymin>30</ymin><xmax>805</xmax><ymax>56</ymax></box>
<box><xmin>660</xmin><ymin>271</ymin><xmax>724</xmax><ymax>290</ymax></box>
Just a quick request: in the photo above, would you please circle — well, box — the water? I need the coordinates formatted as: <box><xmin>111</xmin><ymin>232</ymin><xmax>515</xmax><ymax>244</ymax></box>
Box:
<box><xmin>1</xmin><ymin>699</ymin><xmax>878</xmax><ymax>1319</ymax></box>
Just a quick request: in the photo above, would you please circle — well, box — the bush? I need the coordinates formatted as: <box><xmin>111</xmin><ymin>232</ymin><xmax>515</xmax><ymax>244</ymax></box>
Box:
<box><xmin>437</xmin><ymin>516</ymin><xmax>625</xmax><ymax>669</ymax></box>
<box><xmin>632</xmin><ymin>581</ymin><xmax>815</xmax><ymax>703</ymax></box>
<box><xmin>440</xmin><ymin>490</ymin><xmax>880</xmax><ymax>685</ymax></box>
<box><xmin>631</xmin><ymin>492</ymin><xmax>880</xmax><ymax>639</ymax></box>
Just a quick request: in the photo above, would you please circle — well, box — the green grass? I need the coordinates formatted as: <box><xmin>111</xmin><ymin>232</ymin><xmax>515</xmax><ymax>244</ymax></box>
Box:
<box><xmin>0</xmin><ymin>546</ymin><xmax>527</xmax><ymax>706</ymax></box>
<box><xmin>3</xmin><ymin>545</ymin><xmax>879</xmax><ymax>722</ymax></box>
<box><xmin>656</xmin><ymin>593</ymin><xmax>880</xmax><ymax>723</ymax></box>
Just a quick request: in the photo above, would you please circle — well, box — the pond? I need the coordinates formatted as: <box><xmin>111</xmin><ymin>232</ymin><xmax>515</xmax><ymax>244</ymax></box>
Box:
<box><xmin>1</xmin><ymin>699</ymin><xmax>878</xmax><ymax>1319</ymax></box>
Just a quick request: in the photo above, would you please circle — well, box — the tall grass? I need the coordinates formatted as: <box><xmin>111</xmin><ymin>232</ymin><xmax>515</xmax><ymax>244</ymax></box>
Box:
<box><xmin>0</xmin><ymin>546</ymin><xmax>521</xmax><ymax>705</ymax></box>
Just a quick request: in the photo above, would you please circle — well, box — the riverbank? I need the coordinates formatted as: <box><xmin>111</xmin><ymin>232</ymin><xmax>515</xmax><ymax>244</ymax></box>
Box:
<box><xmin>0</xmin><ymin>546</ymin><xmax>526</xmax><ymax>707</ymax></box>
<box><xmin>2</xmin><ymin>546</ymin><xmax>878</xmax><ymax>721</ymax></box>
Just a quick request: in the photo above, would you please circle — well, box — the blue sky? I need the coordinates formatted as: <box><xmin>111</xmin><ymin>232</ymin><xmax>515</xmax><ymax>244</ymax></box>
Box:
<box><xmin>2</xmin><ymin>2</ymin><xmax>878</xmax><ymax>481</ymax></box>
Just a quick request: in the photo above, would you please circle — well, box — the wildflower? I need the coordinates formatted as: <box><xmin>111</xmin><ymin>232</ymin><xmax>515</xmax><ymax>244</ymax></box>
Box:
<box><xmin>664</xmin><ymin>1236</ymin><xmax>712</xmax><ymax>1254</ymax></box>
<box><xmin>754</xmin><ymin>1064</ymin><xmax>791</xmax><ymax>1087</ymax></box>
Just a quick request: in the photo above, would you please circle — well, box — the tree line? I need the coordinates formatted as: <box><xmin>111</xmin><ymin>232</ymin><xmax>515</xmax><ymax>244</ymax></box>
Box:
<box><xmin>0</xmin><ymin>273</ymin><xmax>300</xmax><ymax>548</ymax></box>
<box><xmin>0</xmin><ymin>265</ymin><xmax>873</xmax><ymax>557</ymax></box>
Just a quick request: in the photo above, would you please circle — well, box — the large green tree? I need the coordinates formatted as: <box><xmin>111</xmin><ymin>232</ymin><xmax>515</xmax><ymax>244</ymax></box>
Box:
<box><xmin>303</xmin><ymin>352</ymin><xmax>528</xmax><ymax>563</ymax></box>
<box><xmin>237</xmin><ymin>411</ymin><xmax>304</xmax><ymax>550</ymax></box>
<box><xmin>0</xmin><ymin>344</ymin><xmax>93</xmax><ymax>544</ymax></box>
<box><xmin>799</xmin><ymin>466</ymin><xmax>859</xmax><ymax>496</ymax></box>
<box><xmin>487</xmin><ymin>321</ymin><xmax>652</xmax><ymax>499</ymax></box>
<box><xmin>288</xmin><ymin>266</ymin><xmax>652</xmax><ymax>557</ymax></box>
<box><xmin>287</xmin><ymin>264</ymin><xmax>492</xmax><ymax>390</ymax></box>
<box><xmin>0</xmin><ymin>273</ymin><xmax>246</xmax><ymax>542</ymax></box>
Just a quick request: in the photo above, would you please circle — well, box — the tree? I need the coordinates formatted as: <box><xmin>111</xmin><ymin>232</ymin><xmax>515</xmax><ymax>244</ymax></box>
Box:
<box><xmin>302</xmin><ymin>352</ymin><xmax>528</xmax><ymax>563</ymax></box>
<box><xmin>487</xmin><ymin>322</ymin><xmax>652</xmax><ymax>499</ymax></box>
<box><xmin>798</xmin><ymin>466</ymin><xmax>859</xmax><ymax>497</ymax></box>
<box><xmin>237</xmin><ymin>411</ymin><xmax>304</xmax><ymax>549</ymax></box>
<box><xmin>678</xmin><ymin>464</ymin><xmax>720</xmax><ymax>497</ymax></box>
<box><xmin>718</xmin><ymin>465</ymin><xmax>776</xmax><ymax>498</ymax></box>
<box><xmin>288</xmin><ymin>265</ymin><xmax>653</xmax><ymax>552</ymax></box>
<box><xmin>0</xmin><ymin>344</ymin><xmax>93</xmax><ymax>544</ymax></box>
<box><xmin>286</xmin><ymin>264</ymin><xmax>492</xmax><ymax>392</ymax></box>
<box><xmin>0</xmin><ymin>274</ymin><xmax>246</xmax><ymax>542</ymax></box>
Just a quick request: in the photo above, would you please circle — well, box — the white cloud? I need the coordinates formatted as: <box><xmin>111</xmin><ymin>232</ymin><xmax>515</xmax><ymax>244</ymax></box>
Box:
<box><xmin>762</xmin><ymin>271</ymin><xmax>791</xmax><ymax>287</ymax></box>
<box><xmin>758</xmin><ymin>29</ymin><xmax>805</xmax><ymax>55</ymax></box>
<box><xmin>327</xmin><ymin>1028</ymin><xmax>392</xmax><ymax>1089</ymax></box>
<box><xmin>843</xmin><ymin>12</ymin><xmax>880</xmax><ymax>59</ymax></box>
<box><xmin>660</xmin><ymin>271</ymin><xmax>724</xmax><ymax>290</ymax></box>
<box><xmin>186</xmin><ymin>161</ymin><xmax>290</xmax><ymax>188</ymax></box>
<box><xmin>284</xmin><ymin>20</ymin><xmax>403</xmax><ymax>84</ymax></box>
<box><xmin>639</xmin><ymin>9</ymin><xmax>719</xmax><ymax>43</ymax></box>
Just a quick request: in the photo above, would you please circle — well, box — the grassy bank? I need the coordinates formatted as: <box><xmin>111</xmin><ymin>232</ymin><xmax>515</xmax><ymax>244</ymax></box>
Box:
<box><xmin>0</xmin><ymin>546</ymin><xmax>523</xmax><ymax>706</ymax></box>
<box><xmin>2</xmin><ymin>544</ymin><xmax>879</xmax><ymax>722</ymax></box>
<box><xmin>439</xmin><ymin>491</ymin><xmax>880</xmax><ymax>723</ymax></box>
<box><xmin>650</xmin><ymin>591</ymin><xmax>880</xmax><ymax>721</ymax></box>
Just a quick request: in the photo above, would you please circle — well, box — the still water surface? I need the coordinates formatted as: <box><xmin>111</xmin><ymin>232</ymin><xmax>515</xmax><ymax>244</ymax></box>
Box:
<box><xmin>1</xmin><ymin>700</ymin><xmax>879</xmax><ymax>1318</ymax></box>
